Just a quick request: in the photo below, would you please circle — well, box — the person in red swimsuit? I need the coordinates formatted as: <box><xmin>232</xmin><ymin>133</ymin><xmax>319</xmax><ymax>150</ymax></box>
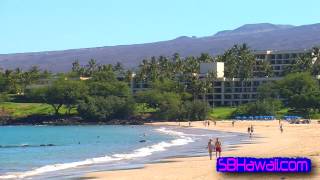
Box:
<box><xmin>215</xmin><ymin>138</ymin><xmax>222</xmax><ymax>158</ymax></box>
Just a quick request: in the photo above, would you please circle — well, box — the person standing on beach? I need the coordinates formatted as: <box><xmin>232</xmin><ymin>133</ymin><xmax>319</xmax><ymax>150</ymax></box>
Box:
<box><xmin>280</xmin><ymin>123</ymin><xmax>283</xmax><ymax>133</ymax></box>
<box><xmin>208</xmin><ymin>121</ymin><xmax>210</xmax><ymax>127</ymax></box>
<box><xmin>247</xmin><ymin>126</ymin><xmax>251</xmax><ymax>136</ymax></box>
<box><xmin>215</xmin><ymin>138</ymin><xmax>222</xmax><ymax>158</ymax></box>
<box><xmin>207</xmin><ymin>139</ymin><xmax>214</xmax><ymax>160</ymax></box>
<box><xmin>188</xmin><ymin>121</ymin><xmax>191</xmax><ymax>127</ymax></box>
<box><xmin>232</xmin><ymin>121</ymin><xmax>235</xmax><ymax>127</ymax></box>
<box><xmin>250</xmin><ymin>125</ymin><xmax>254</xmax><ymax>135</ymax></box>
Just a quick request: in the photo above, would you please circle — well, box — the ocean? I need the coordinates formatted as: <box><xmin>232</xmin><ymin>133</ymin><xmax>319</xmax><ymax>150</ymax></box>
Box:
<box><xmin>0</xmin><ymin>125</ymin><xmax>249</xmax><ymax>179</ymax></box>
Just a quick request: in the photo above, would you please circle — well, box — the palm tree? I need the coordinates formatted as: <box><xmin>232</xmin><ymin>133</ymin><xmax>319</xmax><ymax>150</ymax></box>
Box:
<box><xmin>256</xmin><ymin>60</ymin><xmax>273</xmax><ymax>77</ymax></box>
<box><xmin>149</xmin><ymin>56</ymin><xmax>159</xmax><ymax>81</ymax></box>
<box><xmin>72</xmin><ymin>60</ymin><xmax>81</xmax><ymax>73</ymax></box>
<box><xmin>198</xmin><ymin>53</ymin><xmax>213</xmax><ymax>63</ymax></box>
<box><xmin>114</xmin><ymin>62</ymin><xmax>124</xmax><ymax>72</ymax></box>
<box><xmin>124</xmin><ymin>69</ymin><xmax>134</xmax><ymax>83</ymax></box>
<box><xmin>86</xmin><ymin>59</ymin><xmax>98</xmax><ymax>76</ymax></box>
<box><xmin>136</xmin><ymin>59</ymin><xmax>148</xmax><ymax>81</ymax></box>
<box><xmin>285</xmin><ymin>54</ymin><xmax>313</xmax><ymax>74</ymax></box>
<box><xmin>219</xmin><ymin>47</ymin><xmax>237</xmax><ymax>78</ymax></box>
<box><xmin>312</xmin><ymin>47</ymin><xmax>320</xmax><ymax>63</ymax></box>
<box><xmin>311</xmin><ymin>47</ymin><xmax>320</xmax><ymax>75</ymax></box>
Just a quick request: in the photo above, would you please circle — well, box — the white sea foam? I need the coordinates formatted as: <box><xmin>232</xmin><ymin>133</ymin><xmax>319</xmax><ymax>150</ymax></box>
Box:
<box><xmin>156</xmin><ymin>127</ymin><xmax>186</xmax><ymax>136</ymax></box>
<box><xmin>156</xmin><ymin>127</ymin><xmax>211</xmax><ymax>137</ymax></box>
<box><xmin>0</xmin><ymin>127</ymin><xmax>193</xmax><ymax>179</ymax></box>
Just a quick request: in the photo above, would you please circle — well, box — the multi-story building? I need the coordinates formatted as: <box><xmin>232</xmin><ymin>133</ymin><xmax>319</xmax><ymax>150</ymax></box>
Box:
<box><xmin>131</xmin><ymin>49</ymin><xmax>316</xmax><ymax>107</ymax></box>
<box><xmin>203</xmin><ymin>49</ymin><xmax>312</xmax><ymax>106</ymax></box>
<box><xmin>205</xmin><ymin>77</ymin><xmax>282</xmax><ymax>106</ymax></box>
<box><xmin>254</xmin><ymin>49</ymin><xmax>310</xmax><ymax>76</ymax></box>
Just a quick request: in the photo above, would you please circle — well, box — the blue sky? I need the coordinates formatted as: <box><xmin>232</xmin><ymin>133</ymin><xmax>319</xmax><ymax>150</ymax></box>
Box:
<box><xmin>1</xmin><ymin>0</ymin><xmax>320</xmax><ymax>54</ymax></box>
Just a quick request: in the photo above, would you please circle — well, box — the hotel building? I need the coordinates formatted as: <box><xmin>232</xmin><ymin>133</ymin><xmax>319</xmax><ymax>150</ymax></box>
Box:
<box><xmin>131</xmin><ymin>49</ymin><xmax>316</xmax><ymax>107</ymax></box>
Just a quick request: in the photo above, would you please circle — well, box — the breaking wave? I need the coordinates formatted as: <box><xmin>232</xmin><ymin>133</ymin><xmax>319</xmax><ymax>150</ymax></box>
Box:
<box><xmin>0</xmin><ymin>127</ymin><xmax>194</xmax><ymax>179</ymax></box>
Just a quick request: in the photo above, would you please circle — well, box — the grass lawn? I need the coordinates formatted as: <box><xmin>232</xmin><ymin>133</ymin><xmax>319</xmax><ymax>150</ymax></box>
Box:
<box><xmin>275</xmin><ymin>108</ymin><xmax>289</xmax><ymax>118</ymax></box>
<box><xmin>1</xmin><ymin>102</ymin><xmax>319</xmax><ymax>120</ymax></box>
<box><xmin>209</xmin><ymin>107</ymin><xmax>237</xmax><ymax>120</ymax></box>
<box><xmin>0</xmin><ymin>102</ymin><xmax>77</xmax><ymax>118</ymax></box>
<box><xmin>135</xmin><ymin>103</ymin><xmax>157</xmax><ymax>113</ymax></box>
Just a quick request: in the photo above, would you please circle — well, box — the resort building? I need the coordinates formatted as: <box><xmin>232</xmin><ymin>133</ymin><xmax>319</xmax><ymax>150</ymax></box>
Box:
<box><xmin>201</xmin><ymin>49</ymin><xmax>313</xmax><ymax>106</ymax></box>
<box><xmin>253</xmin><ymin>49</ymin><xmax>311</xmax><ymax>76</ymax></box>
<box><xmin>131</xmin><ymin>49</ymin><xmax>315</xmax><ymax>107</ymax></box>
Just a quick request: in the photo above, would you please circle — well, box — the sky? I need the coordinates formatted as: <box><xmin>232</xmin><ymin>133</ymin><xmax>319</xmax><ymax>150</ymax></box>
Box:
<box><xmin>1</xmin><ymin>0</ymin><xmax>320</xmax><ymax>54</ymax></box>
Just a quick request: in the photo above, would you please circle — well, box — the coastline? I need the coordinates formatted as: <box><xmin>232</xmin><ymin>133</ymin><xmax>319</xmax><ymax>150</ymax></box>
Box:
<box><xmin>85</xmin><ymin>120</ymin><xmax>320</xmax><ymax>180</ymax></box>
<box><xmin>1</xmin><ymin>124</ymin><xmax>231</xmax><ymax>179</ymax></box>
<box><xmin>0</xmin><ymin>116</ymin><xmax>147</xmax><ymax>126</ymax></box>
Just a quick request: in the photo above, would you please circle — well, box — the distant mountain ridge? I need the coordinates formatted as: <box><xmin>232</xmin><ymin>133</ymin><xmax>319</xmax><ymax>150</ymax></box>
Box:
<box><xmin>214</xmin><ymin>23</ymin><xmax>295</xmax><ymax>37</ymax></box>
<box><xmin>1</xmin><ymin>23</ymin><xmax>320</xmax><ymax>72</ymax></box>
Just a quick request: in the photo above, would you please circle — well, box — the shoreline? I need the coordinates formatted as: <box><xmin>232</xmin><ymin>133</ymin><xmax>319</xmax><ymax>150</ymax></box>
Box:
<box><xmin>1</xmin><ymin>118</ymin><xmax>318</xmax><ymax>126</ymax></box>
<box><xmin>1</xmin><ymin>124</ymin><xmax>224</xmax><ymax>179</ymax></box>
<box><xmin>85</xmin><ymin>120</ymin><xmax>320</xmax><ymax>180</ymax></box>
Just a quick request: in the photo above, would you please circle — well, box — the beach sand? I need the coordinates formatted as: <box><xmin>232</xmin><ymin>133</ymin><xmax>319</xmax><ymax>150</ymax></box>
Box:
<box><xmin>85</xmin><ymin>120</ymin><xmax>320</xmax><ymax>180</ymax></box>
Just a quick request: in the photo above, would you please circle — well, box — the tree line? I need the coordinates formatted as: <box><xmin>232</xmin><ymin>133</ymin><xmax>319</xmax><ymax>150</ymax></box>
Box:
<box><xmin>0</xmin><ymin>44</ymin><xmax>319</xmax><ymax>121</ymax></box>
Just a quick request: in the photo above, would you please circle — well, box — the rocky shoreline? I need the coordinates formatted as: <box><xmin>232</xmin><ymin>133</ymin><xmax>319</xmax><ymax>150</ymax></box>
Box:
<box><xmin>0</xmin><ymin>115</ymin><xmax>152</xmax><ymax>126</ymax></box>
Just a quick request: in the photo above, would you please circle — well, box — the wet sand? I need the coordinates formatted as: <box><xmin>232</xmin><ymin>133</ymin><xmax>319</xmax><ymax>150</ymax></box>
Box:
<box><xmin>85</xmin><ymin>120</ymin><xmax>320</xmax><ymax>180</ymax></box>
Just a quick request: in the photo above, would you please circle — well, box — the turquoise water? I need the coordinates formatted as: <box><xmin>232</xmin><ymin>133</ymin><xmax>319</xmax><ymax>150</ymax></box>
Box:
<box><xmin>0</xmin><ymin>125</ymin><xmax>248</xmax><ymax>179</ymax></box>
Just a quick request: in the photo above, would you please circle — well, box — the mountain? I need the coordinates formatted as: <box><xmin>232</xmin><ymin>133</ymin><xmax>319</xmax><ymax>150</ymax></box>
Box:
<box><xmin>1</xmin><ymin>23</ymin><xmax>320</xmax><ymax>72</ymax></box>
<box><xmin>214</xmin><ymin>23</ymin><xmax>294</xmax><ymax>37</ymax></box>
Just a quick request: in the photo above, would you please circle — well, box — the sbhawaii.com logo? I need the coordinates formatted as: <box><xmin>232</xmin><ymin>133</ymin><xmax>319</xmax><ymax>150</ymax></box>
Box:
<box><xmin>217</xmin><ymin>157</ymin><xmax>311</xmax><ymax>173</ymax></box>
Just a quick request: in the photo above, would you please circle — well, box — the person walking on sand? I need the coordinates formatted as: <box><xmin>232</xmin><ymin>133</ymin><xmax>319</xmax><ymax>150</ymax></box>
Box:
<box><xmin>208</xmin><ymin>120</ymin><xmax>210</xmax><ymax>127</ymax></box>
<box><xmin>250</xmin><ymin>125</ymin><xmax>254</xmax><ymax>135</ymax></box>
<box><xmin>214</xmin><ymin>120</ymin><xmax>216</xmax><ymax>126</ymax></box>
<box><xmin>207</xmin><ymin>139</ymin><xmax>214</xmax><ymax>160</ymax></box>
<box><xmin>188</xmin><ymin>121</ymin><xmax>191</xmax><ymax>127</ymax></box>
<box><xmin>280</xmin><ymin>123</ymin><xmax>283</xmax><ymax>133</ymax></box>
<box><xmin>232</xmin><ymin>121</ymin><xmax>235</xmax><ymax>127</ymax></box>
<box><xmin>215</xmin><ymin>138</ymin><xmax>222</xmax><ymax>158</ymax></box>
<box><xmin>247</xmin><ymin>126</ymin><xmax>251</xmax><ymax>135</ymax></box>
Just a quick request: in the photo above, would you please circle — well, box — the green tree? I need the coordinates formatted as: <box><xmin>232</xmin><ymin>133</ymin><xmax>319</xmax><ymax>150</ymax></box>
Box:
<box><xmin>258</xmin><ymin>82</ymin><xmax>279</xmax><ymax>99</ymax></box>
<box><xmin>85</xmin><ymin>59</ymin><xmax>98</xmax><ymax>76</ymax></box>
<box><xmin>113</xmin><ymin>62</ymin><xmax>125</xmax><ymax>75</ymax></box>
<box><xmin>0</xmin><ymin>74</ymin><xmax>9</xmax><ymax>92</ymax></box>
<box><xmin>78</xmin><ymin>96</ymin><xmax>135</xmax><ymax>121</ymax></box>
<box><xmin>255</xmin><ymin>60</ymin><xmax>273</xmax><ymax>77</ymax></box>
<box><xmin>235</xmin><ymin>99</ymin><xmax>282</xmax><ymax>116</ymax></box>
<box><xmin>218</xmin><ymin>44</ymin><xmax>255</xmax><ymax>79</ymax></box>
<box><xmin>184</xmin><ymin>100</ymin><xmax>209</xmax><ymax>120</ymax></box>
<box><xmin>278</xmin><ymin>72</ymin><xmax>318</xmax><ymax>98</ymax></box>
<box><xmin>34</xmin><ymin>79</ymin><xmax>88</xmax><ymax>115</ymax></box>
<box><xmin>278</xmin><ymin>72</ymin><xmax>319</xmax><ymax>112</ymax></box>
<box><xmin>88</xmin><ymin>81</ymin><xmax>130</xmax><ymax>98</ymax></box>
<box><xmin>63</xmin><ymin>81</ymin><xmax>88</xmax><ymax>114</ymax></box>
<box><xmin>157</xmin><ymin>92</ymin><xmax>182</xmax><ymax>120</ymax></box>
<box><xmin>284</xmin><ymin>54</ymin><xmax>313</xmax><ymax>74</ymax></box>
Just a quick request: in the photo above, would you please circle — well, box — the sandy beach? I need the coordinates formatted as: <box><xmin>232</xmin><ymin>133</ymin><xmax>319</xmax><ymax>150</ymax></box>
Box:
<box><xmin>85</xmin><ymin>120</ymin><xmax>320</xmax><ymax>180</ymax></box>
